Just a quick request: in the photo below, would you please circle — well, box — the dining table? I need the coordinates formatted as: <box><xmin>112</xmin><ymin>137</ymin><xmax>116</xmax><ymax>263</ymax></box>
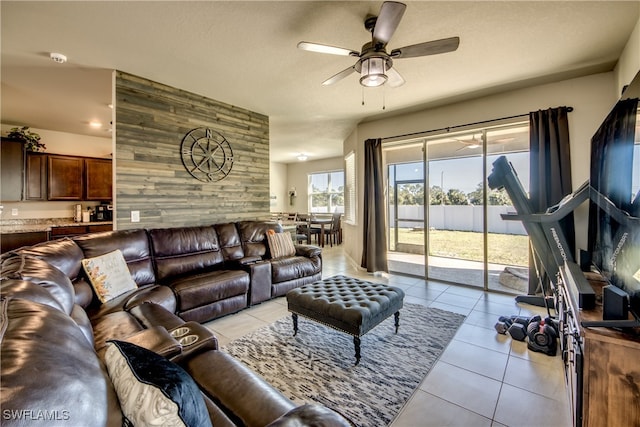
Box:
<box><xmin>265</xmin><ymin>219</ymin><xmax>306</xmax><ymax>241</ymax></box>
<box><xmin>310</xmin><ymin>217</ymin><xmax>333</xmax><ymax>247</ymax></box>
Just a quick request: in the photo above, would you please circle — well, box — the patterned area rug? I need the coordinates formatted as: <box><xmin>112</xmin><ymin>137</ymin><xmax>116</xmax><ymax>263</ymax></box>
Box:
<box><xmin>222</xmin><ymin>302</ymin><xmax>466</xmax><ymax>427</ymax></box>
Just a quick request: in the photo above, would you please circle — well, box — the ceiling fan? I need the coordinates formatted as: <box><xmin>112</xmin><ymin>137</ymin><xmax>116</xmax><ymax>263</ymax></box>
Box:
<box><xmin>297</xmin><ymin>1</ymin><xmax>460</xmax><ymax>88</ymax></box>
<box><xmin>455</xmin><ymin>135</ymin><xmax>482</xmax><ymax>150</ymax></box>
<box><xmin>454</xmin><ymin>135</ymin><xmax>517</xmax><ymax>151</ymax></box>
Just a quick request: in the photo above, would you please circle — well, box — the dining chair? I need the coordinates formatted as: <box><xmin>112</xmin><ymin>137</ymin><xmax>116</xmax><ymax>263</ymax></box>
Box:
<box><xmin>295</xmin><ymin>214</ymin><xmax>319</xmax><ymax>245</ymax></box>
<box><xmin>321</xmin><ymin>212</ymin><xmax>342</xmax><ymax>247</ymax></box>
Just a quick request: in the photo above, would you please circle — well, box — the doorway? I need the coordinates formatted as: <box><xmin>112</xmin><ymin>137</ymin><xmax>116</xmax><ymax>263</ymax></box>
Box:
<box><xmin>386</xmin><ymin>123</ymin><xmax>530</xmax><ymax>292</ymax></box>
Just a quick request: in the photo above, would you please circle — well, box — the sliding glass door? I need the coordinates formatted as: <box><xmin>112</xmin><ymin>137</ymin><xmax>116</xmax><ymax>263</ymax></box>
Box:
<box><xmin>388</xmin><ymin>161</ymin><xmax>426</xmax><ymax>276</ymax></box>
<box><xmin>386</xmin><ymin>123</ymin><xmax>530</xmax><ymax>292</ymax></box>
<box><xmin>427</xmin><ymin>150</ymin><xmax>485</xmax><ymax>288</ymax></box>
<box><xmin>485</xmin><ymin>127</ymin><xmax>530</xmax><ymax>292</ymax></box>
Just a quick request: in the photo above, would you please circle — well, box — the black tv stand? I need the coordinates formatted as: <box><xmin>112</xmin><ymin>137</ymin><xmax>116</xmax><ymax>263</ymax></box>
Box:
<box><xmin>558</xmin><ymin>262</ymin><xmax>640</xmax><ymax>427</ymax></box>
<box><xmin>581</xmin><ymin>319</ymin><xmax>640</xmax><ymax>329</ymax></box>
<box><xmin>514</xmin><ymin>294</ymin><xmax>554</xmax><ymax>307</ymax></box>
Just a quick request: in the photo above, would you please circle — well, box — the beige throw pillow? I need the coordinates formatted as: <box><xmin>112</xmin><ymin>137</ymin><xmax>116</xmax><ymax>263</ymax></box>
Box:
<box><xmin>81</xmin><ymin>249</ymin><xmax>137</xmax><ymax>303</ymax></box>
<box><xmin>267</xmin><ymin>230</ymin><xmax>296</xmax><ymax>259</ymax></box>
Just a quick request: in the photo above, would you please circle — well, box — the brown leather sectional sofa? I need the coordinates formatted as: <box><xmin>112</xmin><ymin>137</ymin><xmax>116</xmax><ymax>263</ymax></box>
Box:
<box><xmin>0</xmin><ymin>221</ymin><xmax>349</xmax><ymax>426</ymax></box>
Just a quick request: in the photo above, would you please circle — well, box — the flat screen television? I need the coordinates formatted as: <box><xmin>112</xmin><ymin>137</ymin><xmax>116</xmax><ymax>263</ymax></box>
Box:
<box><xmin>587</xmin><ymin>71</ymin><xmax>640</xmax><ymax>319</ymax></box>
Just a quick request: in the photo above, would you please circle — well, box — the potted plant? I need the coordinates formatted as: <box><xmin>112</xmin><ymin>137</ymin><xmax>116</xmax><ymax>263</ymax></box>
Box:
<box><xmin>7</xmin><ymin>126</ymin><xmax>46</xmax><ymax>152</ymax></box>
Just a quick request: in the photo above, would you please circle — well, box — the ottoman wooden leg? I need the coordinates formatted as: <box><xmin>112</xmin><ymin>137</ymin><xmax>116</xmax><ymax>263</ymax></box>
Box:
<box><xmin>292</xmin><ymin>313</ymin><xmax>299</xmax><ymax>336</ymax></box>
<box><xmin>394</xmin><ymin>311</ymin><xmax>400</xmax><ymax>333</ymax></box>
<box><xmin>354</xmin><ymin>336</ymin><xmax>361</xmax><ymax>365</ymax></box>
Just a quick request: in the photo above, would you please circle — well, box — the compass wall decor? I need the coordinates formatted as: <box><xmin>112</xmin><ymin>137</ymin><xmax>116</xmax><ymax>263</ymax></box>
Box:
<box><xmin>180</xmin><ymin>127</ymin><xmax>234</xmax><ymax>182</ymax></box>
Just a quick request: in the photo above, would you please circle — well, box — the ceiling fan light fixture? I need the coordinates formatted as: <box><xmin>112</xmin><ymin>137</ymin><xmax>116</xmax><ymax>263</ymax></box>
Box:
<box><xmin>49</xmin><ymin>52</ymin><xmax>67</xmax><ymax>64</ymax></box>
<box><xmin>359</xmin><ymin>57</ymin><xmax>387</xmax><ymax>87</ymax></box>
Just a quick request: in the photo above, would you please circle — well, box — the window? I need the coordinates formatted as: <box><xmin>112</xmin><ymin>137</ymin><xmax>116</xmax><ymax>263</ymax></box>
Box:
<box><xmin>308</xmin><ymin>170</ymin><xmax>344</xmax><ymax>213</ymax></box>
<box><xmin>345</xmin><ymin>151</ymin><xmax>356</xmax><ymax>224</ymax></box>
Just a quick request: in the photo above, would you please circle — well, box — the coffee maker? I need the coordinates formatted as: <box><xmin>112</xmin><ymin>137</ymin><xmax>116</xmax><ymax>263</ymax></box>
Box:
<box><xmin>95</xmin><ymin>203</ymin><xmax>113</xmax><ymax>221</ymax></box>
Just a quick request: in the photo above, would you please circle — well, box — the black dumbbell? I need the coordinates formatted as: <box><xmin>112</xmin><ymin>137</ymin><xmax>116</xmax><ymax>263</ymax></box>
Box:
<box><xmin>508</xmin><ymin>323</ymin><xmax>527</xmax><ymax>341</ymax></box>
<box><xmin>494</xmin><ymin>315</ymin><xmax>514</xmax><ymax>334</ymax></box>
<box><xmin>507</xmin><ymin>315</ymin><xmax>542</xmax><ymax>341</ymax></box>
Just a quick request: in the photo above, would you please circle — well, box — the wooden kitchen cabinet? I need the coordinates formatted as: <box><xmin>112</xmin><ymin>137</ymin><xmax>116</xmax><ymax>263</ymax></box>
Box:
<box><xmin>1</xmin><ymin>138</ymin><xmax>24</xmax><ymax>201</ymax></box>
<box><xmin>48</xmin><ymin>155</ymin><xmax>83</xmax><ymax>200</ymax></box>
<box><xmin>1</xmin><ymin>231</ymin><xmax>48</xmax><ymax>252</ymax></box>
<box><xmin>25</xmin><ymin>153</ymin><xmax>112</xmax><ymax>201</ymax></box>
<box><xmin>50</xmin><ymin>223</ymin><xmax>112</xmax><ymax>238</ymax></box>
<box><xmin>25</xmin><ymin>152</ymin><xmax>47</xmax><ymax>200</ymax></box>
<box><xmin>85</xmin><ymin>158</ymin><xmax>112</xmax><ymax>200</ymax></box>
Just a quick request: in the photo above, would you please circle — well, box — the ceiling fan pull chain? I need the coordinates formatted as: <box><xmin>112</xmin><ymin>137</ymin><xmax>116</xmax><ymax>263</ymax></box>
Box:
<box><xmin>362</xmin><ymin>86</ymin><xmax>365</xmax><ymax>106</ymax></box>
<box><xmin>382</xmin><ymin>86</ymin><xmax>386</xmax><ymax>110</ymax></box>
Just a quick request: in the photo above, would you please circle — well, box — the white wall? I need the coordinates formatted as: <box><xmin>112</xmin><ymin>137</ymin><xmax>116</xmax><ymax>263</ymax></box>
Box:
<box><xmin>269</xmin><ymin>161</ymin><xmax>288</xmax><ymax>212</ymax></box>
<box><xmin>342</xmin><ymin>127</ymin><xmax>360</xmax><ymax>264</ymax></box>
<box><xmin>344</xmin><ymin>72</ymin><xmax>623</xmax><ymax>268</ymax></box>
<box><xmin>614</xmin><ymin>16</ymin><xmax>640</xmax><ymax>96</ymax></box>
<box><xmin>1</xmin><ymin>124</ymin><xmax>112</xmax><ymax>158</ymax></box>
<box><xmin>392</xmin><ymin>205</ymin><xmax>526</xmax><ymax>235</ymax></box>
<box><xmin>285</xmin><ymin>157</ymin><xmax>344</xmax><ymax>213</ymax></box>
<box><xmin>1</xmin><ymin>124</ymin><xmax>112</xmax><ymax>220</ymax></box>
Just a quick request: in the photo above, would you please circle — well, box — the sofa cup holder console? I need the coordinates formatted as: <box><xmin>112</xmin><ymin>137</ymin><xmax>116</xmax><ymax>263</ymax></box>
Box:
<box><xmin>170</xmin><ymin>326</ymin><xmax>190</xmax><ymax>338</ymax></box>
<box><xmin>178</xmin><ymin>334</ymin><xmax>199</xmax><ymax>346</ymax></box>
<box><xmin>168</xmin><ymin>321</ymin><xmax>217</xmax><ymax>363</ymax></box>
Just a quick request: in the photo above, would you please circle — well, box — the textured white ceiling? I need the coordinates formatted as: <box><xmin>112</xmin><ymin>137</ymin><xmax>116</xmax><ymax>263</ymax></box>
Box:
<box><xmin>1</xmin><ymin>1</ymin><xmax>638</xmax><ymax>163</ymax></box>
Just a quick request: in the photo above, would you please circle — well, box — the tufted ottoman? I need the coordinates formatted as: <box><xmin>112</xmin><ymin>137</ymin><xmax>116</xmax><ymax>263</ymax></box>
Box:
<box><xmin>286</xmin><ymin>275</ymin><xmax>405</xmax><ymax>364</ymax></box>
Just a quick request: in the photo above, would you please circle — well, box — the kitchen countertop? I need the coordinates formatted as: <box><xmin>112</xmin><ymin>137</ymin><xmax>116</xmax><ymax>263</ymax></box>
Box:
<box><xmin>1</xmin><ymin>218</ymin><xmax>113</xmax><ymax>234</ymax></box>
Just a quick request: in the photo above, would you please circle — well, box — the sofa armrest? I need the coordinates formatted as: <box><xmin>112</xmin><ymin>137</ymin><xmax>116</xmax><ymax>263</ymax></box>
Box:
<box><xmin>238</xmin><ymin>256</ymin><xmax>263</xmax><ymax>265</ymax></box>
<box><xmin>128</xmin><ymin>301</ymin><xmax>184</xmax><ymax>331</ymax></box>
<box><xmin>87</xmin><ymin>284</ymin><xmax>176</xmax><ymax>320</ymax></box>
<box><xmin>266</xmin><ymin>404</ymin><xmax>354</xmax><ymax>427</ymax></box>
<box><xmin>295</xmin><ymin>244</ymin><xmax>322</xmax><ymax>258</ymax></box>
<box><xmin>247</xmin><ymin>260</ymin><xmax>272</xmax><ymax>305</ymax></box>
<box><xmin>184</xmin><ymin>351</ymin><xmax>296</xmax><ymax>426</ymax></box>
<box><xmin>123</xmin><ymin>284</ymin><xmax>177</xmax><ymax>313</ymax></box>
<box><xmin>122</xmin><ymin>325</ymin><xmax>182</xmax><ymax>359</ymax></box>
<box><xmin>169</xmin><ymin>322</ymin><xmax>218</xmax><ymax>363</ymax></box>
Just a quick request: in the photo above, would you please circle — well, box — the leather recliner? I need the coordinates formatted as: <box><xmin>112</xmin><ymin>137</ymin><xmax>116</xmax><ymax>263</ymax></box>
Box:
<box><xmin>12</xmin><ymin>220</ymin><xmax>322</xmax><ymax>323</ymax></box>
<box><xmin>0</xmin><ymin>222</ymin><xmax>350</xmax><ymax>426</ymax></box>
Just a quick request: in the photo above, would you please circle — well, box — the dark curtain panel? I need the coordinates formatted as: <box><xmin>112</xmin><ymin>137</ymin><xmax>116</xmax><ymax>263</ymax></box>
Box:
<box><xmin>361</xmin><ymin>138</ymin><xmax>388</xmax><ymax>273</ymax></box>
<box><xmin>529</xmin><ymin>107</ymin><xmax>573</xmax><ymax>292</ymax></box>
<box><xmin>588</xmin><ymin>98</ymin><xmax>638</xmax><ymax>271</ymax></box>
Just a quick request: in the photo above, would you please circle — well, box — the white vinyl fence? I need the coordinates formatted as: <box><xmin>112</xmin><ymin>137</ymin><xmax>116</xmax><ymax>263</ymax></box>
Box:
<box><xmin>390</xmin><ymin>205</ymin><xmax>526</xmax><ymax>235</ymax></box>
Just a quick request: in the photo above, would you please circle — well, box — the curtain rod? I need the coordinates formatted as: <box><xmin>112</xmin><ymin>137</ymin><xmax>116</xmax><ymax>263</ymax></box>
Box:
<box><xmin>381</xmin><ymin>106</ymin><xmax>573</xmax><ymax>142</ymax></box>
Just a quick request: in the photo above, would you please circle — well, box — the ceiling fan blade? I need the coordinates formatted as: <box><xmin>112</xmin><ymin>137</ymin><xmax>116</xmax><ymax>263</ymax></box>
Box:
<box><xmin>391</xmin><ymin>36</ymin><xmax>460</xmax><ymax>59</ymax></box>
<box><xmin>322</xmin><ymin>66</ymin><xmax>357</xmax><ymax>86</ymax></box>
<box><xmin>372</xmin><ymin>1</ymin><xmax>406</xmax><ymax>46</ymax></box>
<box><xmin>454</xmin><ymin>137</ymin><xmax>480</xmax><ymax>149</ymax></box>
<box><xmin>387</xmin><ymin>67</ymin><xmax>405</xmax><ymax>88</ymax></box>
<box><xmin>297</xmin><ymin>41</ymin><xmax>359</xmax><ymax>57</ymax></box>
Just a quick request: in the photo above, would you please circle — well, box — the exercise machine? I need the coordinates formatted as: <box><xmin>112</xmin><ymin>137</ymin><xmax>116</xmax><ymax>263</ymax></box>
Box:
<box><xmin>487</xmin><ymin>156</ymin><xmax>592</xmax><ymax>313</ymax></box>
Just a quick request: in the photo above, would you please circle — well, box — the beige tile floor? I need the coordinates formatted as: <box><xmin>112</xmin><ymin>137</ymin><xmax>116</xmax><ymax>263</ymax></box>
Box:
<box><xmin>204</xmin><ymin>245</ymin><xmax>572</xmax><ymax>427</ymax></box>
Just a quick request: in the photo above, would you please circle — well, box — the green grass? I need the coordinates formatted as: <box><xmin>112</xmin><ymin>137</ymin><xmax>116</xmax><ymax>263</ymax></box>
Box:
<box><xmin>389</xmin><ymin>228</ymin><xmax>528</xmax><ymax>267</ymax></box>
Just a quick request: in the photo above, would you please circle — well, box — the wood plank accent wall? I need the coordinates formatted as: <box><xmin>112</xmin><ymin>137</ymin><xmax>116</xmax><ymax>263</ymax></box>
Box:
<box><xmin>114</xmin><ymin>71</ymin><xmax>269</xmax><ymax>230</ymax></box>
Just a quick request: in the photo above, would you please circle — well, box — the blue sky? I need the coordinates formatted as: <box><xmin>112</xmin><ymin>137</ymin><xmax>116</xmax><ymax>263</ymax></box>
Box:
<box><xmin>392</xmin><ymin>152</ymin><xmax>530</xmax><ymax>194</ymax></box>
<box><xmin>393</xmin><ymin>146</ymin><xmax>639</xmax><ymax>203</ymax></box>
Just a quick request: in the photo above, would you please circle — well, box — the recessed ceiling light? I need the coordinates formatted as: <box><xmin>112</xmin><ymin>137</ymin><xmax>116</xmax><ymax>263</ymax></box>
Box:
<box><xmin>50</xmin><ymin>52</ymin><xmax>67</xmax><ymax>64</ymax></box>
<box><xmin>89</xmin><ymin>121</ymin><xmax>102</xmax><ymax>128</ymax></box>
